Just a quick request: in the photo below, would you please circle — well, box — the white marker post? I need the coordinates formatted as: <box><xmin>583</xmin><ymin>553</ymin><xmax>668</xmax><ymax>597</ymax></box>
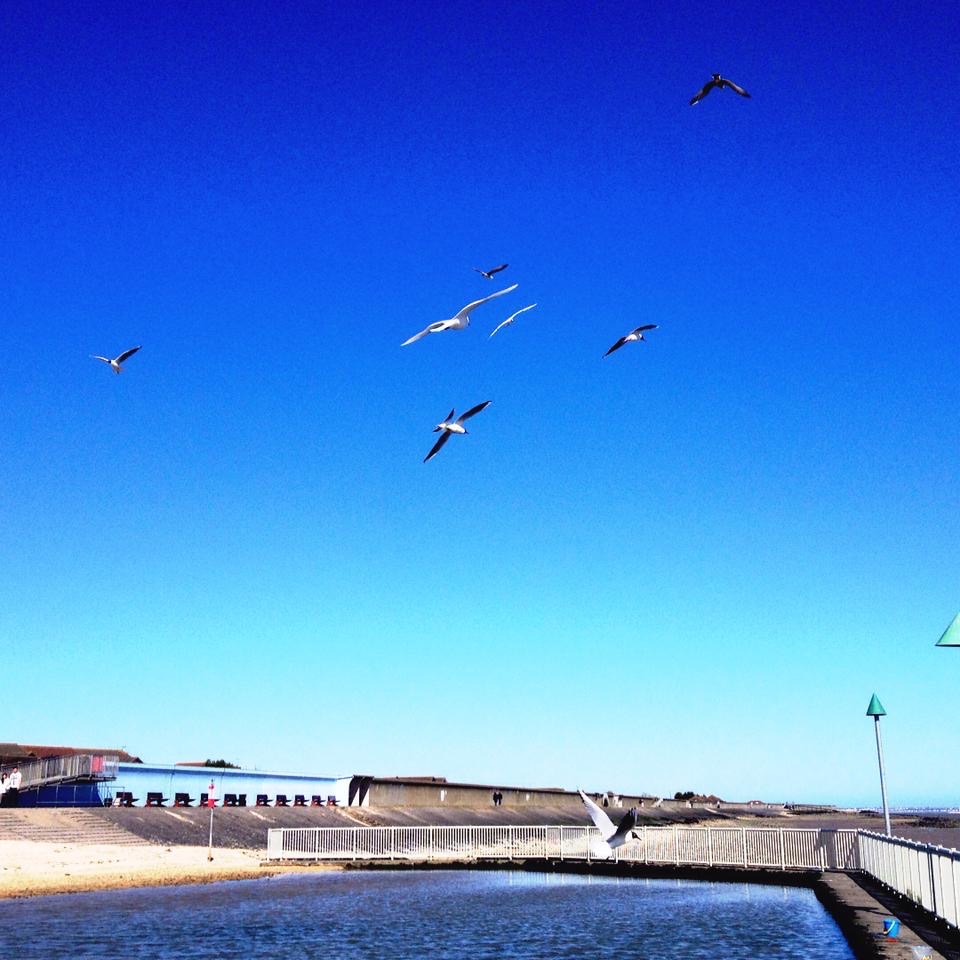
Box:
<box><xmin>207</xmin><ymin>780</ymin><xmax>216</xmax><ymax>861</ymax></box>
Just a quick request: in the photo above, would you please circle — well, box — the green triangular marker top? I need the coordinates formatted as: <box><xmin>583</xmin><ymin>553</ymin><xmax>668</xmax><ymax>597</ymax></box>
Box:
<box><xmin>866</xmin><ymin>693</ymin><xmax>886</xmax><ymax>717</ymax></box>
<box><xmin>936</xmin><ymin>612</ymin><xmax>960</xmax><ymax>647</ymax></box>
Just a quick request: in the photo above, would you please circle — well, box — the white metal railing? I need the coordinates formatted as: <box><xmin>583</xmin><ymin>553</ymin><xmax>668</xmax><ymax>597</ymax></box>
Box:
<box><xmin>858</xmin><ymin>830</ymin><xmax>960</xmax><ymax>929</ymax></box>
<box><xmin>3</xmin><ymin>754</ymin><xmax>120</xmax><ymax>790</ymax></box>
<box><xmin>265</xmin><ymin>825</ymin><xmax>859</xmax><ymax>871</ymax></box>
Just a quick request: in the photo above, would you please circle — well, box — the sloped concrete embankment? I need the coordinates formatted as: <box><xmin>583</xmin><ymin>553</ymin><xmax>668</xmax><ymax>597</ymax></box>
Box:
<box><xmin>69</xmin><ymin>804</ymin><xmax>721</xmax><ymax>848</ymax></box>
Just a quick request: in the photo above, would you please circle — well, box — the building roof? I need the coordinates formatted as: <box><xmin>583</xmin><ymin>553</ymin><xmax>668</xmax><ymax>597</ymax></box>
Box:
<box><xmin>11</xmin><ymin>744</ymin><xmax>142</xmax><ymax>763</ymax></box>
<box><xmin>0</xmin><ymin>743</ymin><xmax>34</xmax><ymax>764</ymax></box>
<box><xmin>379</xmin><ymin>776</ymin><xmax>449</xmax><ymax>783</ymax></box>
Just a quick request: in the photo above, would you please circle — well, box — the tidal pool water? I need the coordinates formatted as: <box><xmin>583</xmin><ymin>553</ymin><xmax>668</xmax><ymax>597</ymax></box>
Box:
<box><xmin>0</xmin><ymin>869</ymin><xmax>856</xmax><ymax>959</ymax></box>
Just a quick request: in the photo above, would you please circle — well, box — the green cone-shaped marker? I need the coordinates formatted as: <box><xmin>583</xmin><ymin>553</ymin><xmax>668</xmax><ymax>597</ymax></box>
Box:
<box><xmin>866</xmin><ymin>693</ymin><xmax>886</xmax><ymax>717</ymax></box>
<box><xmin>936</xmin><ymin>613</ymin><xmax>960</xmax><ymax>647</ymax></box>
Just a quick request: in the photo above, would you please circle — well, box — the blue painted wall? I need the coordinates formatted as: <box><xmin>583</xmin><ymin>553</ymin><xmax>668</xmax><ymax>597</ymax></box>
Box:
<box><xmin>109</xmin><ymin>763</ymin><xmax>351</xmax><ymax>807</ymax></box>
<box><xmin>19</xmin><ymin>783</ymin><xmax>109</xmax><ymax>807</ymax></box>
<box><xmin>20</xmin><ymin>763</ymin><xmax>351</xmax><ymax>807</ymax></box>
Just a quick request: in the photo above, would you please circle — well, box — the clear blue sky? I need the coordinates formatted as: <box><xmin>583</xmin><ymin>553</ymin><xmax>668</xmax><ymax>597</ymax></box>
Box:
<box><xmin>2</xmin><ymin>0</ymin><xmax>958</xmax><ymax>807</ymax></box>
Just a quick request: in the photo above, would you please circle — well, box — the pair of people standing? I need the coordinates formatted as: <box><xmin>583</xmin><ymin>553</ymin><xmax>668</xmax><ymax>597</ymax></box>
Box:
<box><xmin>0</xmin><ymin>766</ymin><xmax>22</xmax><ymax>807</ymax></box>
<box><xmin>491</xmin><ymin>790</ymin><xmax>504</xmax><ymax>806</ymax></box>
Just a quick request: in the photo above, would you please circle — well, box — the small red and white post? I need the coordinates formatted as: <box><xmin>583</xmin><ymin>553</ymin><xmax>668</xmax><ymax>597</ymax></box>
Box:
<box><xmin>207</xmin><ymin>780</ymin><xmax>216</xmax><ymax>861</ymax></box>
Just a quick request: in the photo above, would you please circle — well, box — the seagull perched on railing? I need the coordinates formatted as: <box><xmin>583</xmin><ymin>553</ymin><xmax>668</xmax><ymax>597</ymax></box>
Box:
<box><xmin>578</xmin><ymin>790</ymin><xmax>640</xmax><ymax>852</ymax></box>
<box><xmin>689</xmin><ymin>74</ymin><xmax>751</xmax><ymax>105</ymax></box>
<box><xmin>423</xmin><ymin>401</ymin><xmax>492</xmax><ymax>462</ymax></box>
<box><xmin>489</xmin><ymin>303</ymin><xmax>537</xmax><ymax>339</ymax></box>
<box><xmin>474</xmin><ymin>263</ymin><xmax>509</xmax><ymax>279</ymax></box>
<box><xmin>91</xmin><ymin>345</ymin><xmax>142</xmax><ymax>374</ymax></box>
<box><xmin>402</xmin><ymin>284</ymin><xmax>518</xmax><ymax>346</ymax></box>
<box><xmin>603</xmin><ymin>324</ymin><xmax>658</xmax><ymax>357</ymax></box>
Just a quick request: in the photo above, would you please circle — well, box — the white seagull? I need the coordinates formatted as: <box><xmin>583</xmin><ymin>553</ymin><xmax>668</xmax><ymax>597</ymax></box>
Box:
<box><xmin>489</xmin><ymin>303</ymin><xmax>537</xmax><ymax>339</ymax></box>
<box><xmin>578</xmin><ymin>790</ymin><xmax>640</xmax><ymax>852</ymax></box>
<box><xmin>91</xmin><ymin>345</ymin><xmax>142</xmax><ymax>374</ymax></box>
<box><xmin>423</xmin><ymin>401</ymin><xmax>492</xmax><ymax>463</ymax></box>
<box><xmin>474</xmin><ymin>263</ymin><xmax>509</xmax><ymax>279</ymax></box>
<box><xmin>402</xmin><ymin>284</ymin><xmax>519</xmax><ymax>346</ymax></box>
<box><xmin>603</xmin><ymin>324</ymin><xmax>658</xmax><ymax>358</ymax></box>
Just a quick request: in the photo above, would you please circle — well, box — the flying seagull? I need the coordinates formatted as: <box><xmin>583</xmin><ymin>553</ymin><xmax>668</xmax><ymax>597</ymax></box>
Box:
<box><xmin>474</xmin><ymin>263</ymin><xmax>509</xmax><ymax>280</ymax></box>
<box><xmin>689</xmin><ymin>74</ymin><xmax>751</xmax><ymax>105</ymax></box>
<box><xmin>578</xmin><ymin>790</ymin><xmax>640</xmax><ymax>852</ymax></box>
<box><xmin>603</xmin><ymin>324</ymin><xmax>658</xmax><ymax>357</ymax></box>
<box><xmin>402</xmin><ymin>284</ymin><xmax>518</xmax><ymax>346</ymax></box>
<box><xmin>423</xmin><ymin>401</ymin><xmax>492</xmax><ymax>463</ymax></box>
<box><xmin>489</xmin><ymin>303</ymin><xmax>537</xmax><ymax>339</ymax></box>
<box><xmin>91</xmin><ymin>345</ymin><xmax>142</xmax><ymax>374</ymax></box>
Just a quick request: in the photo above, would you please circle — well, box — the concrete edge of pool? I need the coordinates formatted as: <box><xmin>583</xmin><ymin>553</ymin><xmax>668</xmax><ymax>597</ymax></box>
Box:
<box><xmin>261</xmin><ymin>858</ymin><xmax>958</xmax><ymax>960</ymax></box>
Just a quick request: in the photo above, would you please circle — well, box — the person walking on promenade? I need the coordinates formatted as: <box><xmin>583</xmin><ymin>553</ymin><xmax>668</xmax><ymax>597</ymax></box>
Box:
<box><xmin>0</xmin><ymin>772</ymin><xmax>7</xmax><ymax>807</ymax></box>
<box><xmin>7</xmin><ymin>766</ymin><xmax>21</xmax><ymax>807</ymax></box>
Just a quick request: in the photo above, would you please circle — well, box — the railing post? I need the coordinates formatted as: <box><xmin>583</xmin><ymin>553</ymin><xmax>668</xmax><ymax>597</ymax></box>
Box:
<box><xmin>953</xmin><ymin>851</ymin><xmax>960</xmax><ymax>928</ymax></box>
<box><xmin>742</xmin><ymin>828</ymin><xmax>748</xmax><ymax>868</ymax></box>
<box><xmin>930</xmin><ymin>850</ymin><xmax>940</xmax><ymax>917</ymax></box>
<box><xmin>914</xmin><ymin>845</ymin><xmax>922</xmax><ymax>903</ymax></box>
<box><xmin>674</xmin><ymin>826</ymin><xmax>679</xmax><ymax>865</ymax></box>
<box><xmin>779</xmin><ymin>829</ymin><xmax>785</xmax><ymax>871</ymax></box>
<box><xmin>644</xmin><ymin>825</ymin><xmax>648</xmax><ymax>864</ymax></box>
<box><xmin>707</xmin><ymin>828</ymin><xmax>713</xmax><ymax>867</ymax></box>
<box><xmin>559</xmin><ymin>826</ymin><xmax>564</xmax><ymax>861</ymax></box>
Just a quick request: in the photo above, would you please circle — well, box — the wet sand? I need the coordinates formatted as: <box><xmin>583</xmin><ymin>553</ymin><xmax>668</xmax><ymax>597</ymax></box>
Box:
<box><xmin>0</xmin><ymin>840</ymin><xmax>333</xmax><ymax>899</ymax></box>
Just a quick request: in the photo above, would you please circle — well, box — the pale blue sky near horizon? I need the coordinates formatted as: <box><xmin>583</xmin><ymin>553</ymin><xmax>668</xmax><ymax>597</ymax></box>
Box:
<box><xmin>1</xmin><ymin>0</ymin><xmax>958</xmax><ymax>807</ymax></box>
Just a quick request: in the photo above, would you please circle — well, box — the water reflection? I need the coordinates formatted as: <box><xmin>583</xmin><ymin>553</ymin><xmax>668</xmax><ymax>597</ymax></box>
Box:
<box><xmin>1</xmin><ymin>869</ymin><xmax>855</xmax><ymax>960</ymax></box>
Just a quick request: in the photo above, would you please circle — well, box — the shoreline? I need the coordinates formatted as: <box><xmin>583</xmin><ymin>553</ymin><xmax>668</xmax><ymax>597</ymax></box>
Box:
<box><xmin>4</xmin><ymin>841</ymin><xmax>956</xmax><ymax>958</ymax></box>
<box><xmin>0</xmin><ymin>840</ymin><xmax>336</xmax><ymax>900</ymax></box>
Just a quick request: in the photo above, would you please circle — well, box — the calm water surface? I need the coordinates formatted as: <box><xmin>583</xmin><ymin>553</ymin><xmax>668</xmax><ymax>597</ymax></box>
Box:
<box><xmin>1</xmin><ymin>870</ymin><xmax>855</xmax><ymax>959</ymax></box>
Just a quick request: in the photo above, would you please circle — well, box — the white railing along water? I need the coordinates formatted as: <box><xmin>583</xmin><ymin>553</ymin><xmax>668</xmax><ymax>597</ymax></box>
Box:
<box><xmin>266</xmin><ymin>825</ymin><xmax>860</xmax><ymax>871</ymax></box>
<box><xmin>266</xmin><ymin>824</ymin><xmax>960</xmax><ymax>931</ymax></box>
<box><xmin>858</xmin><ymin>830</ymin><xmax>960</xmax><ymax>929</ymax></box>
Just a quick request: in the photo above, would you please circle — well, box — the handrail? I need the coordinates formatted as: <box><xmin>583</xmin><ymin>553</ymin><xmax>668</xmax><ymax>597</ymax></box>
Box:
<box><xmin>265</xmin><ymin>824</ymin><xmax>859</xmax><ymax>871</ymax></box>
<box><xmin>858</xmin><ymin>829</ymin><xmax>960</xmax><ymax>929</ymax></box>
<box><xmin>1</xmin><ymin>754</ymin><xmax>119</xmax><ymax>790</ymax></box>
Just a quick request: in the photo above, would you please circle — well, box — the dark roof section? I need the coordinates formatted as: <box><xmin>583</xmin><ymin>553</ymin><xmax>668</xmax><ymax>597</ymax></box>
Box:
<box><xmin>11</xmin><ymin>744</ymin><xmax>142</xmax><ymax>763</ymax></box>
<box><xmin>379</xmin><ymin>776</ymin><xmax>449</xmax><ymax>783</ymax></box>
<box><xmin>0</xmin><ymin>743</ymin><xmax>34</xmax><ymax>764</ymax></box>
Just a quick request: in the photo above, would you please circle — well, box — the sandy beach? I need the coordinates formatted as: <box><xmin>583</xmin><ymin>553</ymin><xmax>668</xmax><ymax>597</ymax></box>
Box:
<box><xmin>0</xmin><ymin>840</ymin><xmax>329</xmax><ymax>899</ymax></box>
<box><xmin>4</xmin><ymin>806</ymin><xmax>957</xmax><ymax>902</ymax></box>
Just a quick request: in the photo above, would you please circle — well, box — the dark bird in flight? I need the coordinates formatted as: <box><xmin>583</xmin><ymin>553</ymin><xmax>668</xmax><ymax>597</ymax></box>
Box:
<box><xmin>91</xmin><ymin>345</ymin><xmax>142</xmax><ymax>374</ymax></box>
<box><xmin>689</xmin><ymin>74</ymin><xmax>751</xmax><ymax>105</ymax></box>
<box><xmin>603</xmin><ymin>325</ymin><xmax>658</xmax><ymax>358</ymax></box>
<box><xmin>423</xmin><ymin>401</ymin><xmax>492</xmax><ymax>463</ymax></box>
<box><xmin>474</xmin><ymin>263</ymin><xmax>509</xmax><ymax>280</ymax></box>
